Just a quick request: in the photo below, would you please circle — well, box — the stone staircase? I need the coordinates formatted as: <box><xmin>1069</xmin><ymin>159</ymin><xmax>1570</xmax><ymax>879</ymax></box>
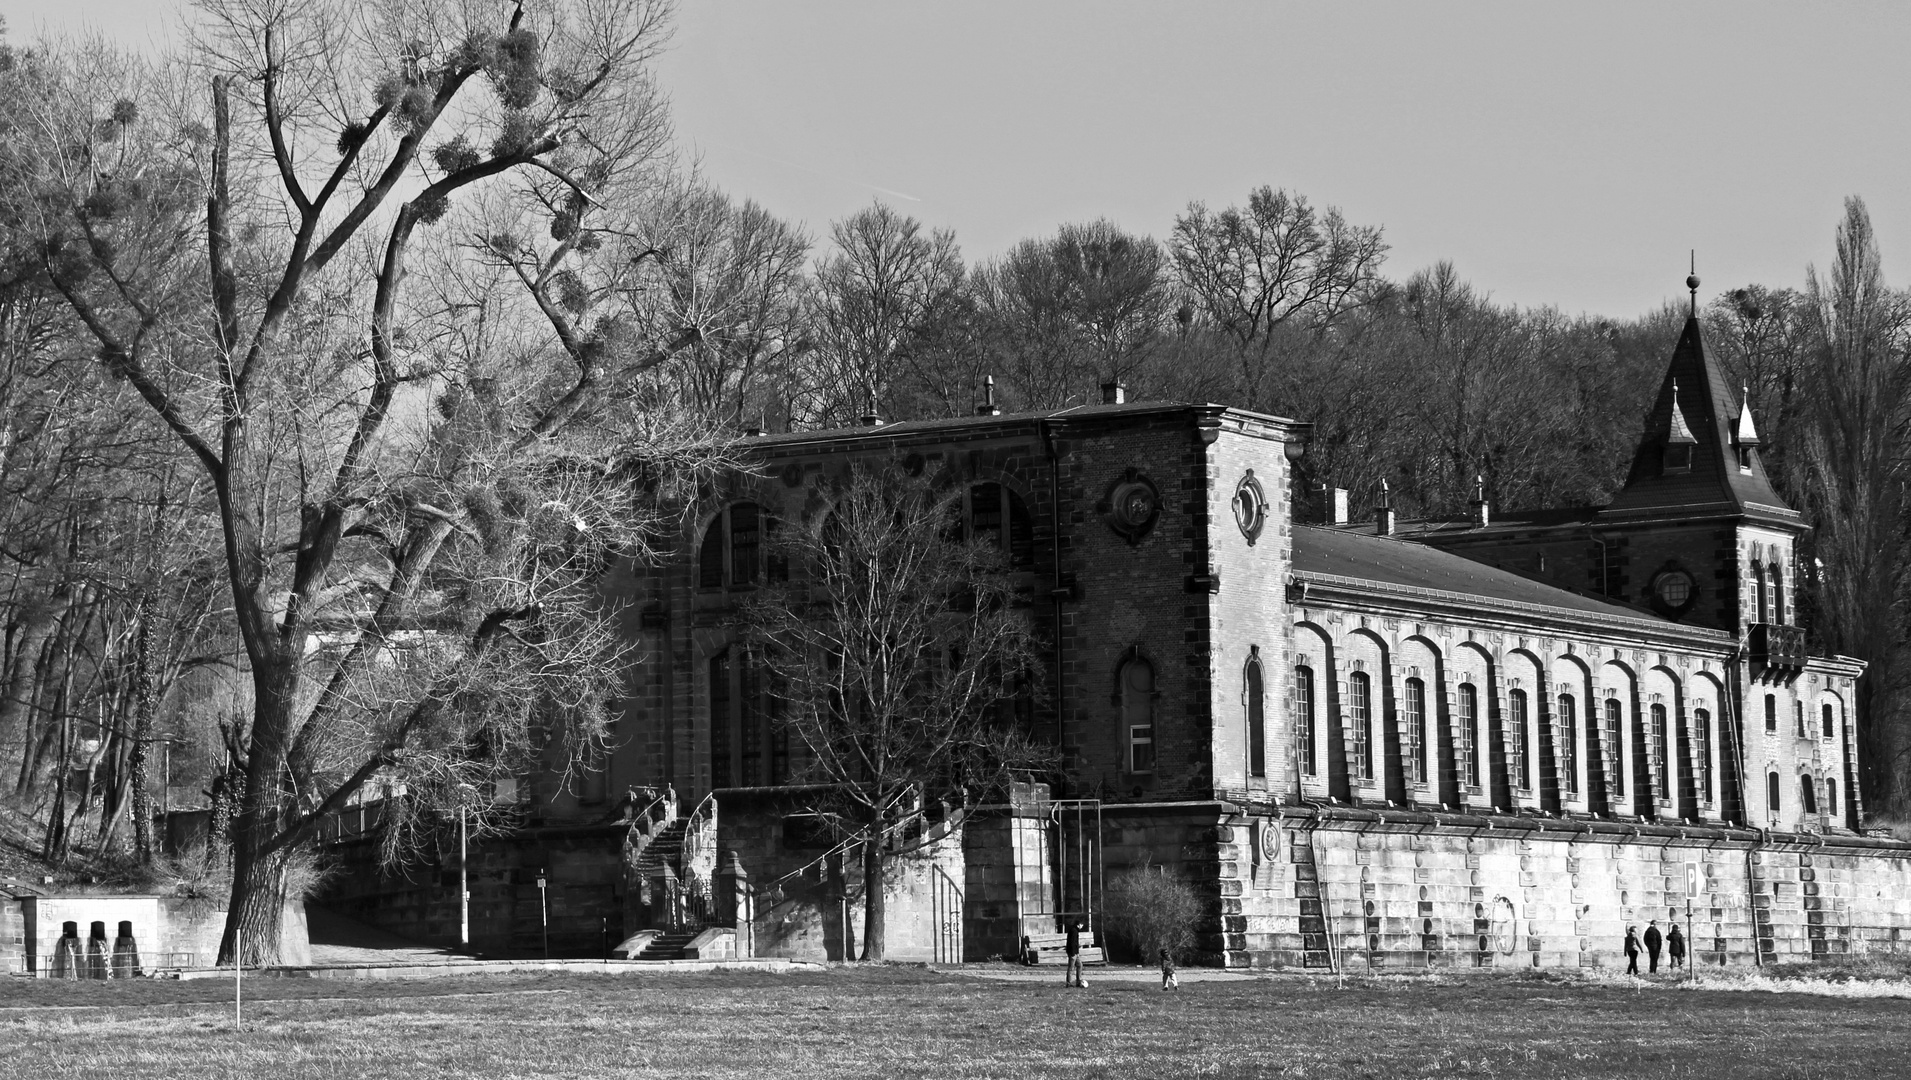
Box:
<box><xmin>1292</xmin><ymin>835</ymin><xmax>1334</xmax><ymax>969</ymax></box>
<box><xmin>631</xmin><ymin>819</ymin><xmax>689</xmax><ymax>883</ymax></box>
<box><xmin>633</xmin><ymin>928</ymin><xmax>703</xmax><ymax>961</ymax></box>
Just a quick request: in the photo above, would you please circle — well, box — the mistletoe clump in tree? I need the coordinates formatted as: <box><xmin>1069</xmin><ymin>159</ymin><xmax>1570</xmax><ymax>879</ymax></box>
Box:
<box><xmin>742</xmin><ymin>463</ymin><xmax>1052</xmax><ymax>961</ymax></box>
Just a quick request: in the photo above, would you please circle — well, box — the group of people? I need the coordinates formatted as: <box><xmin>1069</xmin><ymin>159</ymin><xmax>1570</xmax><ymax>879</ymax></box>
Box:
<box><xmin>1623</xmin><ymin>919</ymin><xmax>1687</xmax><ymax>975</ymax></box>
<box><xmin>1029</xmin><ymin>921</ymin><xmax>1180</xmax><ymax>991</ymax></box>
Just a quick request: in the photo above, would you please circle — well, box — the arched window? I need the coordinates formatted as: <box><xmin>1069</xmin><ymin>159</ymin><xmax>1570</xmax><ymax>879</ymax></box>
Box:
<box><xmin>1558</xmin><ymin>694</ymin><xmax>1578</xmax><ymax>797</ymax></box>
<box><xmin>1404</xmin><ymin>678</ymin><xmax>1428</xmax><ymax>785</ymax></box>
<box><xmin>1348</xmin><ymin>671</ymin><xmax>1373</xmax><ymax>781</ymax></box>
<box><xmin>1296</xmin><ymin>666</ymin><xmax>1317</xmax><ymax>777</ymax></box>
<box><xmin>1459</xmin><ymin>684</ymin><xmax>1479</xmax><ymax>788</ymax></box>
<box><xmin>1650</xmin><ymin>703</ymin><xmax>1668</xmax><ymax>797</ymax></box>
<box><xmin>1822</xmin><ymin>702</ymin><xmax>1836</xmax><ymax>740</ymax></box>
<box><xmin>1509</xmin><ymin>689</ymin><xmax>1529</xmax><ymax>791</ymax></box>
<box><xmin>1767</xmin><ymin>770</ymin><xmax>1781</xmax><ymax>817</ymax></box>
<box><xmin>1122</xmin><ymin>656</ymin><xmax>1155</xmax><ymax>775</ymax></box>
<box><xmin>1694</xmin><ymin>707</ymin><xmax>1712</xmax><ymax>803</ymax></box>
<box><xmin>1603</xmin><ymin>698</ymin><xmax>1624</xmax><ymax>799</ymax></box>
<box><xmin>1245</xmin><ymin>654</ymin><xmax>1266</xmax><ymax>779</ymax></box>
<box><xmin>964</xmin><ymin>483</ymin><xmax>1035</xmax><ymax>570</ymax></box>
<box><xmin>1764</xmin><ymin>694</ymin><xmax>1777</xmax><ymax>733</ymax></box>
<box><xmin>1769</xmin><ymin>564</ymin><xmax>1785</xmax><ymax>624</ymax></box>
<box><xmin>1799</xmin><ymin>775</ymin><xmax>1818</xmax><ymax>815</ymax></box>
<box><xmin>1827</xmin><ymin>778</ymin><xmax>1839</xmax><ymax>816</ymax></box>
<box><xmin>1794</xmin><ymin>701</ymin><xmax>1806</xmax><ymax>738</ymax></box>
<box><xmin>1754</xmin><ymin>566</ymin><xmax>1770</xmax><ymax>624</ymax></box>
<box><xmin>699</xmin><ymin>502</ymin><xmax>769</xmax><ymax>589</ymax></box>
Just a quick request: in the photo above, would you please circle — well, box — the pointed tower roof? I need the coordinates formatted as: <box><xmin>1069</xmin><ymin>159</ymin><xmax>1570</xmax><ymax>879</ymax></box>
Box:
<box><xmin>1599</xmin><ymin>300</ymin><xmax>1800</xmax><ymax>528</ymax></box>
<box><xmin>1735</xmin><ymin>385</ymin><xmax>1761</xmax><ymax>447</ymax></box>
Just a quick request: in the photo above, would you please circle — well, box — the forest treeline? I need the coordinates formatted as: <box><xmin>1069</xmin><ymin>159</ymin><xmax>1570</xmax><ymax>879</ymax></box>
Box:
<box><xmin>0</xmin><ymin>3</ymin><xmax>1907</xmax><ymax>962</ymax></box>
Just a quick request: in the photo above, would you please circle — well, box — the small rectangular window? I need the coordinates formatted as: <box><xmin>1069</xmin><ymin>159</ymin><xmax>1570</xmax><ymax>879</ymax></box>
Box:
<box><xmin>1129</xmin><ymin>725</ymin><xmax>1155</xmax><ymax>774</ymax></box>
<box><xmin>1651</xmin><ymin>704</ymin><xmax>1668</xmax><ymax>797</ymax></box>
<box><xmin>1823</xmin><ymin>703</ymin><xmax>1836</xmax><ymax>740</ymax></box>
<box><xmin>1764</xmin><ymin>694</ymin><xmax>1777</xmax><ymax>733</ymax></box>
<box><xmin>1794</xmin><ymin>701</ymin><xmax>1806</xmax><ymax>738</ymax></box>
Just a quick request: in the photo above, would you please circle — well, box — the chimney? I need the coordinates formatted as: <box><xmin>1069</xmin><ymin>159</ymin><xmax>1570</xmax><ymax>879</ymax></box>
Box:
<box><xmin>1471</xmin><ymin>474</ymin><xmax>1490</xmax><ymax>528</ymax></box>
<box><xmin>1100</xmin><ymin>381</ymin><xmax>1126</xmax><ymax>405</ymax></box>
<box><xmin>857</xmin><ymin>413</ymin><xmax>883</xmax><ymax>427</ymax></box>
<box><xmin>1375</xmin><ymin>481</ymin><xmax>1395</xmax><ymax>537</ymax></box>
<box><xmin>976</xmin><ymin>374</ymin><xmax>1000</xmax><ymax>416</ymax></box>
<box><xmin>1331</xmin><ymin>487</ymin><xmax>1350</xmax><ymax>526</ymax></box>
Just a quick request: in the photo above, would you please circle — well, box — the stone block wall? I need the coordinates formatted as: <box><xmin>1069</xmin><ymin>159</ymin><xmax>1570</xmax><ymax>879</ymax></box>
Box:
<box><xmin>1220</xmin><ymin>813</ymin><xmax>1911</xmax><ymax>971</ymax></box>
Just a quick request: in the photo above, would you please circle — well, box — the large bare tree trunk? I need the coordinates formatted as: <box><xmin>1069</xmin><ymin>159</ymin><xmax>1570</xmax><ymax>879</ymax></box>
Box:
<box><xmin>860</xmin><ymin>830</ymin><xmax>887</xmax><ymax>962</ymax></box>
<box><xmin>129</xmin><ymin>591</ymin><xmax>157</xmax><ymax>865</ymax></box>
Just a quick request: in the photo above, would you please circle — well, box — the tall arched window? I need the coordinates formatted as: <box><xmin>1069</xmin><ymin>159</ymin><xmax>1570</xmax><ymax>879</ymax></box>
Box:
<box><xmin>1650</xmin><ymin>703</ymin><xmax>1668</xmax><ymax>797</ymax></box>
<box><xmin>1459</xmin><ymin>684</ymin><xmax>1479</xmax><ymax>788</ymax></box>
<box><xmin>1827</xmin><ymin>778</ymin><xmax>1839</xmax><ymax>816</ymax></box>
<box><xmin>1794</xmin><ymin>701</ymin><xmax>1806</xmax><ymax>738</ymax></box>
<box><xmin>1296</xmin><ymin>666</ymin><xmax>1318</xmax><ymax>777</ymax></box>
<box><xmin>1754</xmin><ymin>566</ymin><xmax>1771</xmax><ymax>624</ymax></box>
<box><xmin>1769</xmin><ymin>564</ymin><xmax>1785</xmax><ymax>624</ymax></box>
<box><xmin>1404</xmin><ymin>678</ymin><xmax>1427</xmax><ymax>785</ymax></box>
<box><xmin>1122</xmin><ymin>656</ymin><xmax>1156</xmax><ymax>775</ymax></box>
<box><xmin>1694</xmin><ymin>707</ymin><xmax>1712</xmax><ymax>803</ymax></box>
<box><xmin>1348</xmin><ymin>671</ymin><xmax>1373</xmax><ymax>781</ymax></box>
<box><xmin>1764</xmin><ymin>694</ymin><xmax>1777</xmax><ymax>733</ymax></box>
<box><xmin>1559</xmin><ymin>694</ymin><xmax>1578</xmax><ymax>796</ymax></box>
<box><xmin>1603</xmin><ymin>698</ymin><xmax>1624</xmax><ymax>798</ymax></box>
<box><xmin>1509</xmin><ymin>689</ymin><xmax>1529</xmax><ymax>791</ymax></box>
<box><xmin>1245</xmin><ymin>654</ymin><xmax>1266</xmax><ymax>779</ymax></box>
<box><xmin>1822</xmin><ymin>702</ymin><xmax>1836</xmax><ymax>739</ymax></box>
<box><xmin>1799</xmin><ymin>775</ymin><xmax>1818</xmax><ymax>815</ymax></box>
<box><xmin>1767</xmin><ymin>770</ymin><xmax>1781</xmax><ymax>818</ymax></box>
<box><xmin>699</xmin><ymin>502</ymin><xmax>768</xmax><ymax>589</ymax></box>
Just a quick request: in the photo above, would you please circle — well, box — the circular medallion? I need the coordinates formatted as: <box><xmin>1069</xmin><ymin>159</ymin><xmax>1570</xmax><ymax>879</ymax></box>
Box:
<box><xmin>1234</xmin><ymin>470</ymin><xmax>1267</xmax><ymax>544</ymax></box>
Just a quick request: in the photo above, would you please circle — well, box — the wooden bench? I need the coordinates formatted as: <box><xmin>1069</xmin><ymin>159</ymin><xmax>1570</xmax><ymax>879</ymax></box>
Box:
<box><xmin>1025</xmin><ymin>930</ymin><xmax>1105</xmax><ymax>966</ymax></box>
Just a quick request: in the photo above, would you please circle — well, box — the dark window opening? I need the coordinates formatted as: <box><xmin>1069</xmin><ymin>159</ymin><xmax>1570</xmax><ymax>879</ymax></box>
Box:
<box><xmin>1799</xmin><ymin>776</ymin><xmax>1818</xmax><ymax>815</ymax></box>
<box><xmin>1245</xmin><ymin>656</ymin><xmax>1266</xmax><ymax>779</ymax></box>
<box><xmin>1823</xmin><ymin>703</ymin><xmax>1836</xmax><ymax>740</ymax></box>
<box><xmin>1764</xmin><ymin>694</ymin><xmax>1777</xmax><ymax>733</ymax></box>
<box><xmin>1767</xmin><ymin>771</ymin><xmax>1781</xmax><ymax>817</ymax></box>
<box><xmin>1349</xmin><ymin>671</ymin><xmax>1373</xmax><ymax>781</ymax></box>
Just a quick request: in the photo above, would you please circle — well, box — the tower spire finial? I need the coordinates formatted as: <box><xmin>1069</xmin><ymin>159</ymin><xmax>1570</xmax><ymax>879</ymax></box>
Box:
<box><xmin>1686</xmin><ymin>251</ymin><xmax>1700</xmax><ymax>318</ymax></box>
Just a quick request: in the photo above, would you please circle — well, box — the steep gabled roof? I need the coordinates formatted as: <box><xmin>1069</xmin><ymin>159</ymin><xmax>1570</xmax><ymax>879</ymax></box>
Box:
<box><xmin>1598</xmin><ymin>314</ymin><xmax>1801</xmax><ymax>527</ymax></box>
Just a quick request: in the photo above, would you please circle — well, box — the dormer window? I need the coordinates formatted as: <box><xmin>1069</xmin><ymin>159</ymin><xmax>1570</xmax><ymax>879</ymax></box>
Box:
<box><xmin>1736</xmin><ymin>445</ymin><xmax>1754</xmax><ymax>472</ymax></box>
<box><xmin>1665</xmin><ymin>443</ymin><xmax>1692</xmax><ymax>472</ymax></box>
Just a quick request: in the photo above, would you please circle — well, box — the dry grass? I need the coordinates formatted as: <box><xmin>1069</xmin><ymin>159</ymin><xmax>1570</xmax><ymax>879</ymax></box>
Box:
<box><xmin>1</xmin><ymin>965</ymin><xmax>1906</xmax><ymax>1079</ymax></box>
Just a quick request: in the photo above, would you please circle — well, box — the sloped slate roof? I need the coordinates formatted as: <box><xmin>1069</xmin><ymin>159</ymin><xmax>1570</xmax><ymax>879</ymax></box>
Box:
<box><xmin>1600</xmin><ymin>315</ymin><xmax>1799</xmax><ymax>525</ymax></box>
<box><xmin>1292</xmin><ymin>525</ymin><xmax>1666</xmax><ymax>623</ymax></box>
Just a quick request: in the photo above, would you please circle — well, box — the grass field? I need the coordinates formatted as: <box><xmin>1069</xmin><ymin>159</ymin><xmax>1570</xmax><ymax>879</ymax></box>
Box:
<box><xmin>2</xmin><ymin>964</ymin><xmax>1906</xmax><ymax>1080</ymax></box>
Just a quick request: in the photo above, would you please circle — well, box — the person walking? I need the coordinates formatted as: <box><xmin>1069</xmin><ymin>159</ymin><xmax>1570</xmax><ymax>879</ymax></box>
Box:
<box><xmin>1643</xmin><ymin>920</ymin><xmax>1664</xmax><ymax>974</ymax></box>
<box><xmin>1063</xmin><ymin>921</ymin><xmax>1085</xmax><ymax>988</ymax></box>
<box><xmin>1623</xmin><ymin>925</ymin><xmax>1641</xmax><ymax>975</ymax></box>
<box><xmin>1159</xmin><ymin>947</ymin><xmax>1179</xmax><ymax>991</ymax></box>
<box><xmin>1667</xmin><ymin>923</ymin><xmax>1686</xmax><ymax>971</ymax></box>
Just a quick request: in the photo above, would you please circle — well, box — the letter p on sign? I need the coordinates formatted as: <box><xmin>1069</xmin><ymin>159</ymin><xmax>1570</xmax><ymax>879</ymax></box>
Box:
<box><xmin>1685</xmin><ymin>864</ymin><xmax>1700</xmax><ymax>898</ymax></box>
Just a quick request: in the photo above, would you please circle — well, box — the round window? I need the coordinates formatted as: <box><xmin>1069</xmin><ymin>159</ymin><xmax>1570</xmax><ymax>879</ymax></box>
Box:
<box><xmin>1233</xmin><ymin>471</ymin><xmax>1267</xmax><ymax>544</ymax></box>
<box><xmin>1655</xmin><ymin>570</ymin><xmax>1694</xmax><ymax>608</ymax></box>
<box><xmin>1102</xmin><ymin>470</ymin><xmax>1162</xmax><ymax>543</ymax></box>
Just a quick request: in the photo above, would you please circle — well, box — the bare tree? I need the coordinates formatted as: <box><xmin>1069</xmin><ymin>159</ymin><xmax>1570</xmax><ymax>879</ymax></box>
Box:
<box><xmin>2</xmin><ymin>1</ymin><xmax>735</xmax><ymax>963</ymax></box>
<box><xmin>977</xmin><ymin>220</ymin><xmax>1173</xmax><ymax>411</ymax></box>
<box><xmin>740</xmin><ymin>463</ymin><xmax>1050</xmax><ymax>960</ymax></box>
<box><xmin>806</xmin><ymin>202</ymin><xmax>962</xmax><ymax>426</ymax></box>
<box><xmin>1172</xmin><ymin>186</ymin><xmax>1387</xmax><ymax>410</ymax></box>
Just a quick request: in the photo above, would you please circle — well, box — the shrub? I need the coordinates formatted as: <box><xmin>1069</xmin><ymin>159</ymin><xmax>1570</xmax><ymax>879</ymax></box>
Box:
<box><xmin>1102</xmin><ymin>861</ymin><xmax>1201</xmax><ymax>964</ymax></box>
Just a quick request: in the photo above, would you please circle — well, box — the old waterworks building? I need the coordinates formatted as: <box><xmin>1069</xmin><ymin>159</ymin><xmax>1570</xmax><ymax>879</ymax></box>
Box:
<box><xmin>325</xmin><ymin>283</ymin><xmax>1910</xmax><ymax>970</ymax></box>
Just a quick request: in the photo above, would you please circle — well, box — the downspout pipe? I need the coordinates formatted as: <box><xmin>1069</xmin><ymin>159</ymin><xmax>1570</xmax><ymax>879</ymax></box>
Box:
<box><xmin>1040</xmin><ymin>420</ymin><xmax>1069</xmax><ymax>766</ymax></box>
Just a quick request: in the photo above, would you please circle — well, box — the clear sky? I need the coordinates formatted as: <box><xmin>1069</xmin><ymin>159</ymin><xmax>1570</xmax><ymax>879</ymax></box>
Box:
<box><xmin>9</xmin><ymin>0</ymin><xmax>1910</xmax><ymax>319</ymax></box>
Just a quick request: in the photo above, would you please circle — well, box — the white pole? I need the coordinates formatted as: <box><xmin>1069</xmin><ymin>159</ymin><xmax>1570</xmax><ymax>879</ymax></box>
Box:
<box><xmin>234</xmin><ymin>934</ymin><xmax>242</xmax><ymax>1029</ymax></box>
<box><xmin>459</xmin><ymin>804</ymin><xmax>470</xmax><ymax>953</ymax></box>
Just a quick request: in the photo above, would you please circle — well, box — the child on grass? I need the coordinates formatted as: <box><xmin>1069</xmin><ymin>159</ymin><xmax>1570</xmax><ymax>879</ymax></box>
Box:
<box><xmin>1159</xmin><ymin>947</ymin><xmax>1179</xmax><ymax>991</ymax></box>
